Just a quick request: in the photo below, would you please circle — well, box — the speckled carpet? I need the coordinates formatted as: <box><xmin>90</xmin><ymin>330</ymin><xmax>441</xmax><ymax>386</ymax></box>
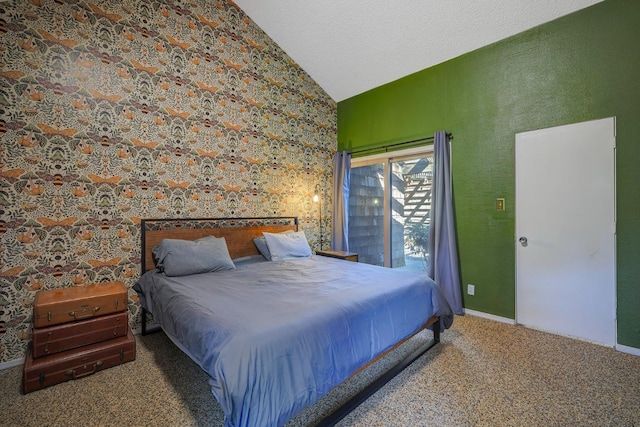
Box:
<box><xmin>1</xmin><ymin>314</ymin><xmax>639</xmax><ymax>426</ymax></box>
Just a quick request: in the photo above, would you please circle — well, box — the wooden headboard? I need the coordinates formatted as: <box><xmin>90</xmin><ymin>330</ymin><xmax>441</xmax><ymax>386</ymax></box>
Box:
<box><xmin>140</xmin><ymin>217</ymin><xmax>299</xmax><ymax>273</ymax></box>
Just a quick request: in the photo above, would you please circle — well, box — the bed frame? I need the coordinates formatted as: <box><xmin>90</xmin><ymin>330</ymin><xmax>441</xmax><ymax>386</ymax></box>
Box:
<box><xmin>138</xmin><ymin>216</ymin><xmax>441</xmax><ymax>426</ymax></box>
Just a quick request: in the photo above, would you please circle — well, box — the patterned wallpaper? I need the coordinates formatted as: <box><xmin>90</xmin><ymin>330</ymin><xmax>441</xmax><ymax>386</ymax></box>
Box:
<box><xmin>0</xmin><ymin>0</ymin><xmax>336</xmax><ymax>363</ymax></box>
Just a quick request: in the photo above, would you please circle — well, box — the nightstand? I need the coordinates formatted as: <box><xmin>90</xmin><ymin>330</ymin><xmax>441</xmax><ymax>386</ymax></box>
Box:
<box><xmin>315</xmin><ymin>249</ymin><xmax>358</xmax><ymax>262</ymax></box>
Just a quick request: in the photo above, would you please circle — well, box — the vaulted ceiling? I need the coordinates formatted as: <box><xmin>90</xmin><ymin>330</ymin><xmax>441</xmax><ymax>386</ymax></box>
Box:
<box><xmin>234</xmin><ymin>0</ymin><xmax>604</xmax><ymax>102</ymax></box>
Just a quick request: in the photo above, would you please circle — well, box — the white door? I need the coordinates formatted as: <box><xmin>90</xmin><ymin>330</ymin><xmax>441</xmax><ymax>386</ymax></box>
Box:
<box><xmin>515</xmin><ymin>117</ymin><xmax>616</xmax><ymax>346</ymax></box>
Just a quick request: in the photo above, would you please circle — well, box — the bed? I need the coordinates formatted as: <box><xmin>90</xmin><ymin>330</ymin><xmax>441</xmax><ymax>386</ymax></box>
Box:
<box><xmin>134</xmin><ymin>217</ymin><xmax>453</xmax><ymax>427</ymax></box>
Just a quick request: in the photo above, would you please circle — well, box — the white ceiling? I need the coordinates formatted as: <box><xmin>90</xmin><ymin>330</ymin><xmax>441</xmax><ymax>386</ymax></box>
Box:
<box><xmin>234</xmin><ymin>0</ymin><xmax>603</xmax><ymax>102</ymax></box>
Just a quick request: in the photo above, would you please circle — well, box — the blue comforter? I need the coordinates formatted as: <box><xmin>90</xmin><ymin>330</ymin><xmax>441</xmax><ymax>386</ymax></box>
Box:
<box><xmin>134</xmin><ymin>256</ymin><xmax>453</xmax><ymax>427</ymax></box>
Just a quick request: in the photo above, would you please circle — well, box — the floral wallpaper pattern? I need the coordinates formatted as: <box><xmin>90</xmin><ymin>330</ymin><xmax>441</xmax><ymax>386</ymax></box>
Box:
<box><xmin>0</xmin><ymin>0</ymin><xmax>336</xmax><ymax>363</ymax></box>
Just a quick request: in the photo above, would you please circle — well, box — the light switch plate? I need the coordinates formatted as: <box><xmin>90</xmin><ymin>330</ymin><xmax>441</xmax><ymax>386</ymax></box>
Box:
<box><xmin>496</xmin><ymin>198</ymin><xmax>505</xmax><ymax>211</ymax></box>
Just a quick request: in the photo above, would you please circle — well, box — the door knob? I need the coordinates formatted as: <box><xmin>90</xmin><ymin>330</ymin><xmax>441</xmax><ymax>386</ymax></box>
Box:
<box><xmin>519</xmin><ymin>236</ymin><xmax>528</xmax><ymax>246</ymax></box>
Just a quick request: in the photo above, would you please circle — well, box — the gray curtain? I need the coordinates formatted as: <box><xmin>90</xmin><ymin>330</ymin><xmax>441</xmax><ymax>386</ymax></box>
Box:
<box><xmin>331</xmin><ymin>151</ymin><xmax>351</xmax><ymax>251</ymax></box>
<box><xmin>428</xmin><ymin>131</ymin><xmax>463</xmax><ymax>314</ymax></box>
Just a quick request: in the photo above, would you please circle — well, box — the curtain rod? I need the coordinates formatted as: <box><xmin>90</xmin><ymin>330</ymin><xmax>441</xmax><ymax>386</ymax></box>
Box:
<box><xmin>349</xmin><ymin>132</ymin><xmax>453</xmax><ymax>156</ymax></box>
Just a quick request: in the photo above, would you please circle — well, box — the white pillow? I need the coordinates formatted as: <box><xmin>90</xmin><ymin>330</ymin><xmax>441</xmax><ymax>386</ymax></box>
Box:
<box><xmin>263</xmin><ymin>230</ymin><xmax>312</xmax><ymax>261</ymax></box>
<box><xmin>253</xmin><ymin>230</ymin><xmax>294</xmax><ymax>260</ymax></box>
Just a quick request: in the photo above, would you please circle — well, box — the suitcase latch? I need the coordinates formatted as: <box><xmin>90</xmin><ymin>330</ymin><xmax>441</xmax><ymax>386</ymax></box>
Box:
<box><xmin>44</xmin><ymin>332</ymin><xmax>52</xmax><ymax>354</ymax></box>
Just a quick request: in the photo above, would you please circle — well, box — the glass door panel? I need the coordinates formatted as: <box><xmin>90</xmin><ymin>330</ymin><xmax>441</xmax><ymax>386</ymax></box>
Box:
<box><xmin>348</xmin><ymin>163</ymin><xmax>385</xmax><ymax>266</ymax></box>
<box><xmin>390</xmin><ymin>155</ymin><xmax>433</xmax><ymax>272</ymax></box>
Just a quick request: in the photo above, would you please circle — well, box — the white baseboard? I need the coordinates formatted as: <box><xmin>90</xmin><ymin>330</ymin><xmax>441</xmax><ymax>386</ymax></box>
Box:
<box><xmin>616</xmin><ymin>343</ymin><xmax>640</xmax><ymax>357</ymax></box>
<box><xmin>464</xmin><ymin>309</ymin><xmax>640</xmax><ymax>357</ymax></box>
<box><xmin>1</xmin><ymin>327</ymin><xmax>145</xmax><ymax>371</ymax></box>
<box><xmin>0</xmin><ymin>357</ymin><xmax>24</xmax><ymax>371</ymax></box>
<box><xmin>463</xmin><ymin>308</ymin><xmax>516</xmax><ymax>325</ymax></box>
<box><xmin>3</xmin><ymin>312</ymin><xmax>635</xmax><ymax>370</ymax></box>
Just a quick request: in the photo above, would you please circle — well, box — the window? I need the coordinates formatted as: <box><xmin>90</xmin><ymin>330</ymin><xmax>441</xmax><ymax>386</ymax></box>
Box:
<box><xmin>348</xmin><ymin>147</ymin><xmax>433</xmax><ymax>272</ymax></box>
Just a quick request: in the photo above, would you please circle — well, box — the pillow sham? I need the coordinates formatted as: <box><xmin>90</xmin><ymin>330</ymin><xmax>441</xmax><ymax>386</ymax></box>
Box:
<box><xmin>253</xmin><ymin>230</ymin><xmax>294</xmax><ymax>260</ymax></box>
<box><xmin>152</xmin><ymin>235</ymin><xmax>235</xmax><ymax>277</ymax></box>
<box><xmin>263</xmin><ymin>230</ymin><xmax>312</xmax><ymax>261</ymax></box>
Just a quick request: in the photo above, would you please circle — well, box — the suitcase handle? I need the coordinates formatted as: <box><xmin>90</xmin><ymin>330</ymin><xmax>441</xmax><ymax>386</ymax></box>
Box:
<box><xmin>66</xmin><ymin>361</ymin><xmax>103</xmax><ymax>379</ymax></box>
<box><xmin>69</xmin><ymin>306</ymin><xmax>100</xmax><ymax>320</ymax></box>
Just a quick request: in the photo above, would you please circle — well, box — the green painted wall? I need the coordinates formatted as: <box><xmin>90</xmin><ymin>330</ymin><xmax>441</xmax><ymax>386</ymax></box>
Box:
<box><xmin>337</xmin><ymin>0</ymin><xmax>640</xmax><ymax>349</ymax></box>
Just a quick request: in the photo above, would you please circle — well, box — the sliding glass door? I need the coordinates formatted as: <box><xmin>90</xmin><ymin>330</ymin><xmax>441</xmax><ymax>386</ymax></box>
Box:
<box><xmin>348</xmin><ymin>148</ymin><xmax>433</xmax><ymax>272</ymax></box>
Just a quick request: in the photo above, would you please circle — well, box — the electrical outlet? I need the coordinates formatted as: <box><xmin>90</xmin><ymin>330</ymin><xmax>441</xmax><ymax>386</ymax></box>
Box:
<box><xmin>467</xmin><ymin>284</ymin><xmax>475</xmax><ymax>296</ymax></box>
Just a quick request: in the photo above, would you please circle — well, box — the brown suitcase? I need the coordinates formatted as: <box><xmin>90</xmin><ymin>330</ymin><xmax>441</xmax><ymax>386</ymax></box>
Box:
<box><xmin>31</xmin><ymin>311</ymin><xmax>128</xmax><ymax>358</ymax></box>
<box><xmin>23</xmin><ymin>328</ymin><xmax>136</xmax><ymax>394</ymax></box>
<box><xmin>33</xmin><ymin>281</ymin><xmax>127</xmax><ymax>328</ymax></box>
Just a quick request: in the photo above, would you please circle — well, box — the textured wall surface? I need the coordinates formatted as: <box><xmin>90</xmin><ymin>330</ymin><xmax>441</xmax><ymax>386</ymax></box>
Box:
<box><xmin>234</xmin><ymin>0</ymin><xmax>603</xmax><ymax>101</ymax></box>
<box><xmin>338</xmin><ymin>0</ymin><xmax>640</xmax><ymax>349</ymax></box>
<box><xmin>0</xmin><ymin>0</ymin><xmax>336</xmax><ymax>363</ymax></box>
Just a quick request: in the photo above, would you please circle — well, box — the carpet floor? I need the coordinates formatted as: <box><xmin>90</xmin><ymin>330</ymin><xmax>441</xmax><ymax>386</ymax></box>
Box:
<box><xmin>1</xmin><ymin>314</ymin><xmax>639</xmax><ymax>426</ymax></box>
